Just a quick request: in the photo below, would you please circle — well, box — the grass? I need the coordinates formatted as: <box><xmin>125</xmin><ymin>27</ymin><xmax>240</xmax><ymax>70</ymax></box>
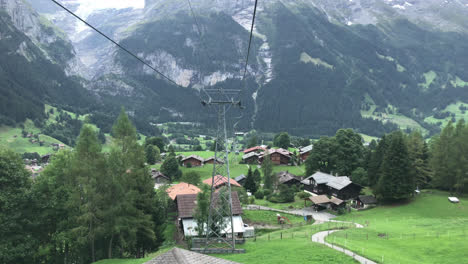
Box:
<box><xmin>424</xmin><ymin>101</ymin><xmax>468</xmax><ymax>129</ymax></box>
<box><xmin>0</xmin><ymin>120</ymin><xmax>66</xmax><ymax>155</ymax></box>
<box><xmin>215</xmin><ymin>223</ymin><xmax>358</xmax><ymax>264</ymax></box>
<box><xmin>300</xmin><ymin>52</ymin><xmax>334</xmax><ymax>69</ymax></box>
<box><xmin>243</xmin><ymin>210</ymin><xmax>308</xmax><ymax>226</ymax></box>
<box><xmin>327</xmin><ymin>190</ymin><xmax>468</xmax><ymax>264</ymax></box>
<box><xmin>359</xmin><ymin>133</ymin><xmax>378</xmax><ymax>143</ymax></box>
<box><xmin>419</xmin><ymin>70</ymin><xmax>437</xmax><ymax>90</ymax></box>
<box><xmin>253</xmin><ymin>195</ymin><xmax>308</xmax><ymax>210</ymax></box>
<box><xmin>450</xmin><ymin>76</ymin><xmax>468</xmax><ymax>88</ymax></box>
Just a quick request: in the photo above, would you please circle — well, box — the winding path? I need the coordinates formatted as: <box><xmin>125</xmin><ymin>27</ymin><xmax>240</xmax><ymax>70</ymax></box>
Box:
<box><xmin>243</xmin><ymin>205</ymin><xmax>376</xmax><ymax>263</ymax></box>
<box><xmin>311</xmin><ymin>223</ymin><xmax>376</xmax><ymax>264</ymax></box>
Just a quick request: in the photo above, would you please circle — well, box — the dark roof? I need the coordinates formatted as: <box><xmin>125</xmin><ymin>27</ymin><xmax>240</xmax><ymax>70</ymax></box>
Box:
<box><xmin>177</xmin><ymin>194</ymin><xmax>198</xmax><ymax>218</ymax></box>
<box><xmin>242</xmin><ymin>152</ymin><xmax>260</xmax><ymax>160</ymax></box>
<box><xmin>235</xmin><ymin>174</ymin><xmax>246</xmax><ymax>182</ymax></box>
<box><xmin>358</xmin><ymin>195</ymin><xmax>377</xmax><ymax>204</ymax></box>
<box><xmin>326</xmin><ymin>176</ymin><xmax>352</xmax><ymax>190</ymax></box>
<box><xmin>204</xmin><ymin>156</ymin><xmax>224</xmax><ymax>163</ymax></box>
<box><xmin>311</xmin><ymin>172</ymin><xmax>335</xmax><ymax>184</ymax></box>
<box><xmin>144</xmin><ymin>247</ymin><xmax>240</xmax><ymax>264</ymax></box>
<box><xmin>177</xmin><ymin>192</ymin><xmax>243</xmax><ymax>219</ymax></box>
<box><xmin>151</xmin><ymin>170</ymin><xmax>169</xmax><ymax>180</ymax></box>
<box><xmin>276</xmin><ymin>171</ymin><xmax>300</xmax><ymax>184</ymax></box>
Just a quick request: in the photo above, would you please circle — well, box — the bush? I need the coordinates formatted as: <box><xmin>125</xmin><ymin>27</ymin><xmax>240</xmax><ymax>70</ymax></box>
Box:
<box><xmin>263</xmin><ymin>189</ymin><xmax>272</xmax><ymax>196</ymax></box>
<box><xmin>297</xmin><ymin>191</ymin><xmax>311</xmax><ymax>199</ymax></box>
<box><xmin>248</xmin><ymin>196</ymin><xmax>255</xmax><ymax>204</ymax></box>
<box><xmin>254</xmin><ymin>190</ymin><xmax>264</xmax><ymax>199</ymax></box>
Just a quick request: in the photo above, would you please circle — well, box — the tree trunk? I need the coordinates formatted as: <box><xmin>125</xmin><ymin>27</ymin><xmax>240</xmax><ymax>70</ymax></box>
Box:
<box><xmin>64</xmin><ymin>243</ymin><xmax>68</xmax><ymax>264</ymax></box>
<box><xmin>90</xmin><ymin>221</ymin><xmax>95</xmax><ymax>263</ymax></box>
<box><xmin>108</xmin><ymin>235</ymin><xmax>114</xmax><ymax>259</ymax></box>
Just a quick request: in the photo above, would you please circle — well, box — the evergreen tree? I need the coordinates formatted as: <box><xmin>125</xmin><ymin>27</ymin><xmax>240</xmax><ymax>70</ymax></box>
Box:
<box><xmin>244</xmin><ymin>167</ymin><xmax>257</xmax><ymax>193</ymax></box>
<box><xmin>145</xmin><ymin>145</ymin><xmax>161</xmax><ymax>165</ymax></box>
<box><xmin>367</xmin><ymin>135</ymin><xmax>389</xmax><ymax>188</ymax></box>
<box><xmin>253</xmin><ymin>168</ymin><xmax>261</xmax><ymax>184</ymax></box>
<box><xmin>407</xmin><ymin>131</ymin><xmax>432</xmax><ymax>189</ymax></box>
<box><xmin>262</xmin><ymin>154</ymin><xmax>274</xmax><ymax>190</ymax></box>
<box><xmin>376</xmin><ymin>131</ymin><xmax>413</xmax><ymax>201</ymax></box>
<box><xmin>305</xmin><ymin>136</ymin><xmax>337</xmax><ymax>175</ymax></box>
<box><xmin>0</xmin><ymin>149</ymin><xmax>36</xmax><ymax>263</ymax></box>
<box><xmin>334</xmin><ymin>129</ymin><xmax>365</xmax><ymax>175</ymax></box>
<box><xmin>160</xmin><ymin>152</ymin><xmax>182</xmax><ymax>181</ymax></box>
<box><xmin>430</xmin><ymin>121</ymin><xmax>457</xmax><ymax>192</ymax></box>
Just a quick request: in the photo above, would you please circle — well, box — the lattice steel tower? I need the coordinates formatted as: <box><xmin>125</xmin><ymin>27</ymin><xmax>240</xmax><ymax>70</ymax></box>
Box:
<box><xmin>200</xmin><ymin>88</ymin><xmax>245</xmax><ymax>253</ymax></box>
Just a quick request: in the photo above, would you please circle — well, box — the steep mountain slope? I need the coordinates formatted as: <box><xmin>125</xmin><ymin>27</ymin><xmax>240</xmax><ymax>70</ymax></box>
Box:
<box><xmin>0</xmin><ymin>0</ymin><xmax>93</xmax><ymax>125</ymax></box>
<box><xmin>16</xmin><ymin>0</ymin><xmax>468</xmax><ymax>136</ymax></box>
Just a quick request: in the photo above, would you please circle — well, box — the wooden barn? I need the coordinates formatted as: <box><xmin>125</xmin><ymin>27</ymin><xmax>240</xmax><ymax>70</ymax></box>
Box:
<box><xmin>203</xmin><ymin>156</ymin><xmax>224</xmax><ymax>165</ymax></box>
<box><xmin>151</xmin><ymin>169</ymin><xmax>170</xmax><ymax>184</ymax></box>
<box><xmin>261</xmin><ymin>148</ymin><xmax>292</xmax><ymax>165</ymax></box>
<box><xmin>276</xmin><ymin>171</ymin><xmax>301</xmax><ymax>187</ymax></box>
<box><xmin>234</xmin><ymin>174</ymin><xmax>247</xmax><ymax>186</ymax></box>
<box><xmin>181</xmin><ymin>155</ymin><xmax>204</xmax><ymax>167</ymax></box>
<box><xmin>355</xmin><ymin>195</ymin><xmax>377</xmax><ymax>209</ymax></box>
<box><xmin>243</xmin><ymin>145</ymin><xmax>267</xmax><ymax>155</ymax></box>
<box><xmin>242</xmin><ymin>152</ymin><xmax>261</xmax><ymax>164</ymax></box>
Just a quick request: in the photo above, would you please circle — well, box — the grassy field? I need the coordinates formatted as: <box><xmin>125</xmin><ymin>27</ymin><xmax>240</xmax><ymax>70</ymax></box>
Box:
<box><xmin>424</xmin><ymin>101</ymin><xmax>468</xmax><ymax>129</ymax></box>
<box><xmin>215</xmin><ymin>223</ymin><xmax>358</xmax><ymax>264</ymax></box>
<box><xmin>419</xmin><ymin>70</ymin><xmax>437</xmax><ymax>90</ymax></box>
<box><xmin>450</xmin><ymin>76</ymin><xmax>468</xmax><ymax>88</ymax></box>
<box><xmin>253</xmin><ymin>195</ymin><xmax>308</xmax><ymax>210</ymax></box>
<box><xmin>242</xmin><ymin>210</ymin><xmax>308</xmax><ymax>226</ymax></box>
<box><xmin>327</xmin><ymin>190</ymin><xmax>468</xmax><ymax>264</ymax></box>
<box><xmin>0</xmin><ymin>120</ymin><xmax>66</xmax><ymax>155</ymax></box>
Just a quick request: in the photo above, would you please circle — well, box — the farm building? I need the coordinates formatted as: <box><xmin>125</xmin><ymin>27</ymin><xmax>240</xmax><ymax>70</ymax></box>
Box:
<box><xmin>276</xmin><ymin>171</ymin><xmax>301</xmax><ymax>187</ymax></box>
<box><xmin>242</xmin><ymin>152</ymin><xmax>261</xmax><ymax>164</ymax></box>
<box><xmin>327</xmin><ymin>176</ymin><xmax>362</xmax><ymax>200</ymax></box>
<box><xmin>203</xmin><ymin>156</ymin><xmax>224</xmax><ymax>165</ymax></box>
<box><xmin>176</xmin><ymin>192</ymin><xmax>244</xmax><ymax>238</ymax></box>
<box><xmin>260</xmin><ymin>148</ymin><xmax>292</xmax><ymax>165</ymax></box>
<box><xmin>299</xmin><ymin>145</ymin><xmax>313</xmax><ymax>161</ymax></box>
<box><xmin>166</xmin><ymin>182</ymin><xmax>201</xmax><ymax>200</ymax></box>
<box><xmin>203</xmin><ymin>175</ymin><xmax>241</xmax><ymax>189</ymax></box>
<box><xmin>234</xmin><ymin>174</ymin><xmax>247</xmax><ymax>186</ymax></box>
<box><xmin>181</xmin><ymin>155</ymin><xmax>204</xmax><ymax>167</ymax></box>
<box><xmin>309</xmin><ymin>195</ymin><xmax>331</xmax><ymax>211</ymax></box>
<box><xmin>151</xmin><ymin>169</ymin><xmax>170</xmax><ymax>184</ymax></box>
<box><xmin>243</xmin><ymin>145</ymin><xmax>267</xmax><ymax>154</ymax></box>
<box><xmin>301</xmin><ymin>172</ymin><xmax>335</xmax><ymax>194</ymax></box>
<box><xmin>355</xmin><ymin>195</ymin><xmax>378</xmax><ymax>209</ymax></box>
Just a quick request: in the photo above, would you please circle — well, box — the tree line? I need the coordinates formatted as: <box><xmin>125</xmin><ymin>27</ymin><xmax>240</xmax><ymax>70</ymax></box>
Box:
<box><xmin>305</xmin><ymin>123</ymin><xmax>468</xmax><ymax>202</ymax></box>
<box><xmin>0</xmin><ymin>109</ymin><xmax>170</xmax><ymax>264</ymax></box>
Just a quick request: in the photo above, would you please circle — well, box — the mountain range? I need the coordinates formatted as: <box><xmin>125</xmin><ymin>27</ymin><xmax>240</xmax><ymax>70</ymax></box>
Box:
<box><xmin>2</xmin><ymin>0</ymin><xmax>468</xmax><ymax>137</ymax></box>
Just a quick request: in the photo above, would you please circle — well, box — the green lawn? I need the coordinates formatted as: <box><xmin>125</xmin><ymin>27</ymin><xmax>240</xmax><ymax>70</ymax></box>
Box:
<box><xmin>215</xmin><ymin>223</ymin><xmax>357</xmax><ymax>264</ymax></box>
<box><xmin>253</xmin><ymin>195</ymin><xmax>308</xmax><ymax>210</ymax></box>
<box><xmin>243</xmin><ymin>210</ymin><xmax>308</xmax><ymax>226</ymax></box>
<box><xmin>327</xmin><ymin>190</ymin><xmax>468</xmax><ymax>264</ymax></box>
<box><xmin>424</xmin><ymin>101</ymin><xmax>468</xmax><ymax>129</ymax></box>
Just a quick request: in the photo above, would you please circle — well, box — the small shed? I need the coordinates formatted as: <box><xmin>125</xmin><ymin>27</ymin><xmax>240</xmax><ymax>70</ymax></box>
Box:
<box><xmin>276</xmin><ymin>171</ymin><xmax>301</xmax><ymax>187</ymax></box>
<box><xmin>356</xmin><ymin>195</ymin><xmax>378</xmax><ymax>209</ymax></box>
<box><xmin>309</xmin><ymin>195</ymin><xmax>331</xmax><ymax>211</ymax></box>
<box><xmin>151</xmin><ymin>170</ymin><xmax>170</xmax><ymax>184</ymax></box>
<box><xmin>235</xmin><ymin>174</ymin><xmax>247</xmax><ymax>186</ymax></box>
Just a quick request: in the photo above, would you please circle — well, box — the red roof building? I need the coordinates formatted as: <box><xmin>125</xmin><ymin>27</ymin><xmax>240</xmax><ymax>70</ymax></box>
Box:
<box><xmin>166</xmin><ymin>182</ymin><xmax>201</xmax><ymax>200</ymax></box>
<box><xmin>243</xmin><ymin>146</ymin><xmax>267</xmax><ymax>154</ymax></box>
<box><xmin>203</xmin><ymin>175</ymin><xmax>241</xmax><ymax>189</ymax></box>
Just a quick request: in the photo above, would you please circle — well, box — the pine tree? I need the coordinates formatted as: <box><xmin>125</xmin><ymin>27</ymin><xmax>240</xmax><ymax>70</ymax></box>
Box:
<box><xmin>376</xmin><ymin>131</ymin><xmax>413</xmax><ymax>201</ymax></box>
<box><xmin>244</xmin><ymin>167</ymin><xmax>257</xmax><ymax>193</ymax></box>
<box><xmin>262</xmin><ymin>154</ymin><xmax>274</xmax><ymax>190</ymax></box>
<box><xmin>253</xmin><ymin>168</ymin><xmax>261</xmax><ymax>184</ymax></box>
<box><xmin>407</xmin><ymin>131</ymin><xmax>432</xmax><ymax>189</ymax></box>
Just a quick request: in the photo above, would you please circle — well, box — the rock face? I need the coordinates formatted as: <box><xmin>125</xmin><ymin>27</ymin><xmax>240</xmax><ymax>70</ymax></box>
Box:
<box><xmin>8</xmin><ymin>0</ymin><xmax>468</xmax><ymax>136</ymax></box>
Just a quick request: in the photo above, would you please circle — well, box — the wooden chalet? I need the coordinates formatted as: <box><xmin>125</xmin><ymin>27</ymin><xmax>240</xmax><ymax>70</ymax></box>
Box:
<box><xmin>176</xmin><ymin>192</ymin><xmax>244</xmax><ymax>237</ymax></box>
<box><xmin>326</xmin><ymin>176</ymin><xmax>362</xmax><ymax>200</ymax></box>
<box><xmin>242</xmin><ymin>152</ymin><xmax>261</xmax><ymax>164</ymax></box>
<box><xmin>276</xmin><ymin>171</ymin><xmax>301</xmax><ymax>187</ymax></box>
<box><xmin>301</xmin><ymin>172</ymin><xmax>335</xmax><ymax>194</ymax></box>
<box><xmin>299</xmin><ymin>145</ymin><xmax>313</xmax><ymax>161</ymax></box>
<box><xmin>151</xmin><ymin>169</ymin><xmax>170</xmax><ymax>184</ymax></box>
<box><xmin>203</xmin><ymin>156</ymin><xmax>224</xmax><ymax>165</ymax></box>
<box><xmin>203</xmin><ymin>175</ymin><xmax>241</xmax><ymax>189</ymax></box>
<box><xmin>181</xmin><ymin>155</ymin><xmax>204</xmax><ymax>167</ymax></box>
<box><xmin>261</xmin><ymin>148</ymin><xmax>292</xmax><ymax>165</ymax></box>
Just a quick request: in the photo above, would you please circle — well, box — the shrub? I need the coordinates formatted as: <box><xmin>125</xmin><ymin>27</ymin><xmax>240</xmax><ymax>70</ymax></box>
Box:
<box><xmin>297</xmin><ymin>191</ymin><xmax>311</xmax><ymax>199</ymax></box>
<box><xmin>263</xmin><ymin>189</ymin><xmax>272</xmax><ymax>196</ymax></box>
<box><xmin>254</xmin><ymin>190</ymin><xmax>264</xmax><ymax>199</ymax></box>
<box><xmin>248</xmin><ymin>196</ymin><xmax>255</xmax><ymax>204</ymax></box>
